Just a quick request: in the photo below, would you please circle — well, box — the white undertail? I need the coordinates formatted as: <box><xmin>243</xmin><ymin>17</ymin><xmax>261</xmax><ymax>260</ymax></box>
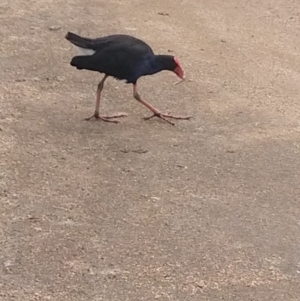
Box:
<box><xmin>76</xmin><ymin>46</ymin><xmax>96</xmax><ymax>56</ymax></box>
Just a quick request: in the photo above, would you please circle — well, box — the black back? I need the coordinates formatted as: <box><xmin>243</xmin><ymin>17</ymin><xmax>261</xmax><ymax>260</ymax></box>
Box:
<box><xmin>86</xmin><ymin>34</ymin><xmax>154</xmax><ymax>54</ymax></box>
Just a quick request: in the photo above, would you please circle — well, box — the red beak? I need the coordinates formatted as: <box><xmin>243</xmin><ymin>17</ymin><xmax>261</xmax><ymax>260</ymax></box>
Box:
<box><xmin>174</xmin><ymin>65</ymin><xmax>185</xmax><ymax>79</ymax></box>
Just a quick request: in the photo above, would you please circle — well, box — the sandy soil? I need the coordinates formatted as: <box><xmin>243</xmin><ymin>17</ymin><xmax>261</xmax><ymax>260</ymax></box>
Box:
<box><xmin>1</xmin><ymin>0</ymin><xmax>300</xmax><ymax>300</ymax></box>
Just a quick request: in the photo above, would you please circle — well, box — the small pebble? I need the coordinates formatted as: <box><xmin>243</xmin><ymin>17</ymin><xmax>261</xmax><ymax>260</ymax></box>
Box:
<box><xmin>48</xmin><ymin>25</ymin><xmax>61</xmax><ymax>31</ymax></box>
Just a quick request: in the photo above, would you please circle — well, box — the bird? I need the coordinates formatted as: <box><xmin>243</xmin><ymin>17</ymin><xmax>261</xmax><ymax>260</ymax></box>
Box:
<box><xmin>65</xmin><ymin>31</ymin><xmax>191</xmax><ymax>125</ymax></box>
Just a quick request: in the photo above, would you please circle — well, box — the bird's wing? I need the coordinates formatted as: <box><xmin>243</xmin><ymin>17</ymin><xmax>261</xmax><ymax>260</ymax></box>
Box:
<box><xmin>79</xmin><ymin>43</ymin><xmax>153</xmax><ymax>81</ymax></box>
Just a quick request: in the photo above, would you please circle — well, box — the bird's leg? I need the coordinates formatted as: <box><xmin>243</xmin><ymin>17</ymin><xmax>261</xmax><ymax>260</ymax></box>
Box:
<box><xmin>85</xmin><ymin>75</ymin><xmax>128</xmax><ymax>123</ymax></box>
<box><xmin>133</xmin><ymin>84</ymin><xmax>192</xmax><ymax>125</ymax></box>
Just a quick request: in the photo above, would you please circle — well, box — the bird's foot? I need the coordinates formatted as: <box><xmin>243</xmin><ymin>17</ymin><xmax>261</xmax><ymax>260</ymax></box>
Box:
<box><xmin>84</xmin><ymin>112</ymin><xmax>128</xmax><ymax>123</ymax></box>
<box><xmin>143</xmin><ymin>112</ymin><xmax>192</xmax><ymax>126</ymax></box>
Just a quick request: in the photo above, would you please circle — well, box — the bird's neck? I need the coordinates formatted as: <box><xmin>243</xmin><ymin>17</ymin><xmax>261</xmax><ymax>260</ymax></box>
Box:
<box><xmin>146</xmin><ymin>55</ymin><xmax>174</xmax><ymax>75</ymax></box>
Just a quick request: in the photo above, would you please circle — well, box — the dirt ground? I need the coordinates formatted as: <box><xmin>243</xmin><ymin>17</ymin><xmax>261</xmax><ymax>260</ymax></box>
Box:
<box><xmin>1</xmin><ymin>0</ymin><xmax>300</xmax><ymax>300</ymax></box>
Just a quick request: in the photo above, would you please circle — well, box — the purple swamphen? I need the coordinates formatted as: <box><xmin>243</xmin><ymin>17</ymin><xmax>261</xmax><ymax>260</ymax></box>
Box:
<box><xmin>65</xmin><ymin>32</ymin><xmax>191</xmax><ymax>125</ymax></box>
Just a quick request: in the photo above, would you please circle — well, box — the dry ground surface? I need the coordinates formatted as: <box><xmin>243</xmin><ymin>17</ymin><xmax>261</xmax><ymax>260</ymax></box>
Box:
<box><xmin>1</xmin><ymin>0</ymin><xmax>300</xmax><ymax>300</ymax></box>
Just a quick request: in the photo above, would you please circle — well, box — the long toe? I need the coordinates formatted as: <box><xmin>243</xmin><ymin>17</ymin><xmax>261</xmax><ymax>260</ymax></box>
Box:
<box><xmin>143</xmin><ymin>113</ymin><xmax>175</xmax><ymax>125</ymax></box>
<box><xmin>143</xmin><ymin>112</ymin><xmax>192</xmax><ymax>125</ymax></box>
<box><xmin>84</xmin><ymin>113</ymin><xmax>128</xmax><ymax>122</ymax></box>
<box><xmin>160</xmin><ymin>113</ymin><xmax>192</xmax><ymax>120</ymax></box>
<box><xmin>99</xmin><ymin>117</ymin><xmax>119</xmax><ymax>123</ymax></box>
<box><xmin>84</xmin><ymin>115</ymin><xmax>96</xmax><ymax>121</ymax></box>
<box><xmin>84</xmin><ymin>115</ymin><xmax>118</xmax><ymax>123</ymax></box>
<box><xmin>84</xmin><ymin>112</ymin><xmax>100</xmax><ymax>121</ymax></box>
<box><xmin>101</xmin><ymin>113</ymin><xmax>128</xmax><ymax>119</ymax></box>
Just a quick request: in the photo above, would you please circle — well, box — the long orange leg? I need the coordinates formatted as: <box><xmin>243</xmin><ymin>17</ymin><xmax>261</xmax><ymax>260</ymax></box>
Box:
<box><xmin>85</xmin><ymin>75</ymin><xmax>128</xmax><ymax>123</ymax></box>
<box><xmin>133</xmin><ymin>84</ymin><xmax>192</xmax><ymax>125</ymax></box>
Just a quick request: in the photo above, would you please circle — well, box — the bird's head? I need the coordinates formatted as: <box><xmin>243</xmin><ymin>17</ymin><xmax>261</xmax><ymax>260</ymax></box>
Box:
<box><xmin>173</xmin><ymin>57</ymin><xmax>185</xmax><ymax>79</ymax></box>
<box><xmin>151</xmin><ymin>55</ymin><xmax>185</xmax><ymax>79</ymax></box>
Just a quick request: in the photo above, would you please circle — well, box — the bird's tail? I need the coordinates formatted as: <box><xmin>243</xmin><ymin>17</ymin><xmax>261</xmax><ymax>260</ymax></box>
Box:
<box><xmin>65</xmin><ymin>32</ymin><xmax>93</xmax><ymax>49</ymax></box>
